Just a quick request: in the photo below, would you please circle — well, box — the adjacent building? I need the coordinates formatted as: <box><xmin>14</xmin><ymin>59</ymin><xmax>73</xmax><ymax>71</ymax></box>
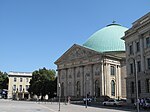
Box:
<box><xmin>7</xmin><ymin>71</ymin><xmax>32</xmax><ymax>100</ymax></box>
<box><xmin>55</xmin><ymin>23</ymin><xmax>128</xmax><ymax>99</ymax></box>
<box><xmin>122</xmin><ymin>12</ymin><xmax>150</xmax><ymax>103</ymax></box>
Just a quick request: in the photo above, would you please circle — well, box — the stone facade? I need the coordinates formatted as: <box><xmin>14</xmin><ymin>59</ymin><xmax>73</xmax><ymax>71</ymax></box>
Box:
<box><xmin>122</xmin><ymin>12</ymin><xmax>150</xmax><ymax>103</ymax></box>
<box><xmin>55</xmin><ymin>44</ymin><xmax>127</xmax><ymax>99</ymax></box>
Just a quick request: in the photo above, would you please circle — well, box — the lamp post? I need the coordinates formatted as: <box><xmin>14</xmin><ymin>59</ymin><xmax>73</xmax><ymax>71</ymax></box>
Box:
<box><xmin>58</xmin><ymin>83</ymin><xmax>61</xmax><ymax>111</ymax></box>
<box><xmin>131</xmin><ymin>58</ymin><xmax>139</xmax><ymax>112</ymax></box>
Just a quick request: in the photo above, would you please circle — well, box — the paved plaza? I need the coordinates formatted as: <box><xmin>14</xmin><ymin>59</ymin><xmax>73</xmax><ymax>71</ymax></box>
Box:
<box><xmin>0</xmin><ymin>99</ymin><xmax>149</xmax><ymax>112</ymax></box>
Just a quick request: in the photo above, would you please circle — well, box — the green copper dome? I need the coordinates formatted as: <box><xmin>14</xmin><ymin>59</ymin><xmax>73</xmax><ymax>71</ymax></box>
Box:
<box><xmin>83</xmin><ymin>24</ymin><xmax>128</xmax><ymax>52</ymax></box>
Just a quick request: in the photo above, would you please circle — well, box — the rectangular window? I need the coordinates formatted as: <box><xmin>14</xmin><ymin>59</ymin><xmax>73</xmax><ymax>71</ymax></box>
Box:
<box><xmin>146</xmin><ymin>37</ymin><xmax>150</xmax><ymax>48</ymax></box>
<box><xmin>110</xmin><ymin>66</ymin><xmax>115</xmax><ymax>75</ymax></box>
<box><xmin>136</xmin><ymin>42</ymin><xmax>140</xmax><ymax>52</ymax></box>
<box><xmin>138</xmin><ymin>80</ymin><xmax>141</xmax><ymax>94</ymax></box>
<box><xmin>26</xmin><ymin>78</ymin><xmax>29</xmax><ymax>82</ymax></box>
<box><xmin>130</xmin><ymin>82</ymin><xmax>134</xmax><ymax>94</ymax></box>
<box><xmin>20</xmin><ymin>78</ymin><xmax>23</xmax><ymax>82</ymax></box>
<box><xmin>26</xmin><ymin>85</ymin><xmax>29</xmax><ymax>91</ymax></box>
<box><xmin>147</xmin><ymin>58</ymin><xmax>150</xmax><ymax>69</ymax></box>
<box><xmin>19</xmin><ymin>85</ymin><xmax>22</xmax><ymax>92</ymax></box>
<box><xmin>13</xmin><ymin>85</ymin><xmax>16</xmax><ymax>91</ymax></box>
<box><xmin>146</xmin><ymin>79</ymin><xmax>150</xmax><ymax>93</ymax></box>
<box><xmin>129</xmin><ymin>44</ymin><xmax>133</xmax><ymax>54</ymax></box>
<box><xmin>130</xmin><ymin>63</ymin><xmax>133</xmax><ymax>74</ymax></box>
<box><xmin>14</xmin><ymin>77</ymin><xmax>17</xmax><ymax>82</ymax></box>
<box><xmin>137</xmin><ymin>61</ymin><xmax>141</xmax><ymax>72</ymax></box>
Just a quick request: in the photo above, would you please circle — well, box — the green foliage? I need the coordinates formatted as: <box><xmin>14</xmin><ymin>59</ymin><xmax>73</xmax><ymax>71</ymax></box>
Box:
<box><xmin>28</xmin><ymin>67</ymin><xmax>57</xmax><ymax>99</ymax></box>
<box><xmin>0</xmin><ymin>71</ymin><xmax>8</xmax><ymax>90</ymax></box>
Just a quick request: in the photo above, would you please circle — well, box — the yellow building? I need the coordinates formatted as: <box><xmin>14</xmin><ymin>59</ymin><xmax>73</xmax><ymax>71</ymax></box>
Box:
<box><xmin>7</xmin><ymin>71</ymin><xmax>32</xmax><ymax>100</ymax></box>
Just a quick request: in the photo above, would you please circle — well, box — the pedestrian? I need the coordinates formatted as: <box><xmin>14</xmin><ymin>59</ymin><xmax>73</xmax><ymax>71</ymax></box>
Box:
<box><xmin>68</xmin><ymin>96</ymin><xmax>71</xmax><ymax>104</ymax></box>
<box><xmin>138</xmin><ymin>99</ymin><xmax>141</xmax><ymax>109</ymax></box>
<box><xmin>140</xmin><ymin>98</ymin><xmax>144</xmax><ymax>108</ymax></box>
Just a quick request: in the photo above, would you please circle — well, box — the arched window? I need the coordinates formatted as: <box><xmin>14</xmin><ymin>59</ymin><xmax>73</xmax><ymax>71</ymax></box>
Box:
<box><xmin>61</xmin><ymin>83</ymin><xmax>64</xmax><ymax>97</ymax></box>
<box><xmin>111</xmin><ymin>80</ymin><xmax>115</xmax><ymax>96</ymax></box>
<box><xmin>77</xmin><ymin>81</ymin><xmax>81</xmax><ymax>97</ymax></box>
<box><xmin>95</xmin><ymin>80</ymin><xmax>100</xmax><ymax>97</ymax></box>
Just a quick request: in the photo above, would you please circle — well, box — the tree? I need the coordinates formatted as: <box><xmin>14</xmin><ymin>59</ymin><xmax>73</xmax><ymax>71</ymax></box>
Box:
<box><xmin>0</xmin><ymin>71</ymin><xmax>8</xmax><ymax>90</ymax></box>
<box><xmin>28</xmin><ymin>67</ymin><xmax>56</xmax><ymax>100</ymax></box>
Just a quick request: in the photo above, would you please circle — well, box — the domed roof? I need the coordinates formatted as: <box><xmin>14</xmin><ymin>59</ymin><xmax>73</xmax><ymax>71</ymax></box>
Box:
<box><xmin>83</xmin><ymin>24</ymin><xmax>128</xmax><ymax>52</ymax></box>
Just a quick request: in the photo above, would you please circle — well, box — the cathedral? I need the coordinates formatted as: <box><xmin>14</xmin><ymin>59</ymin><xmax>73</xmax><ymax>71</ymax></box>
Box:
<box><xmin>55</xmin><ymin>23</ymin><xmax>128</xmax><ymax>99</ymax></box>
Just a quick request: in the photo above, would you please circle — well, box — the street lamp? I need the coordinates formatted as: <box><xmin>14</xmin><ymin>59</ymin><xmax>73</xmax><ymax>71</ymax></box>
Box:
<box><xmin>58</xmin><ymin>83</ymin><xmax>61</xmax><ymax>111</ymax></box>
<box><xmin>130</xmin><ymin>58</ymin><xmax>139</xmax><ymax>112</ymax></box>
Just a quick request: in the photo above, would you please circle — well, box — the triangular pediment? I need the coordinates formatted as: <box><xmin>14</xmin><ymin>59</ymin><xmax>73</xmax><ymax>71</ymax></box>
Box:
<box><xmin>55</xmin><ymin>44</ymin><xmax>101</xmax><ymax>64</ymax></box>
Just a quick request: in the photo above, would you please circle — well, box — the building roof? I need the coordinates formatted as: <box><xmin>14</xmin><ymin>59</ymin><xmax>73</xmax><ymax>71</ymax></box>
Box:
<box><xmin>83</xmin><ymin>24</ymin><xmax>128</xmax><ymax>52</ymax></box>
<box><xmin>8</xmin><ymin>71</ymin><xmax>32</xmax><ymax>77</ymax></box>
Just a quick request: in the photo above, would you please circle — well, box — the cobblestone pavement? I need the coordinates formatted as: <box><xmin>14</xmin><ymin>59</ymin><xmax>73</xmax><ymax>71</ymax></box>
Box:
<box><xmin>0</xmin><ymin>99</ymin><xmax>149</xmax><ymax>112</ymax></box>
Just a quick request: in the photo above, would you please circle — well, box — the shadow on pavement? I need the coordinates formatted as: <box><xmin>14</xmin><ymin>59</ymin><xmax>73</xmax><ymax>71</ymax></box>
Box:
<box><xmin>71</xmin><ymin>102</ymin><xmax>150</xmax><ymax>112</ymax></box>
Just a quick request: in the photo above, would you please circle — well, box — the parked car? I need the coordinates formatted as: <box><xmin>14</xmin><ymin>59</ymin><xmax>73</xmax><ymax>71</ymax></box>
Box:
<box><xmin>103</xmin><ymin>99</ymin><xmax>124</xmax><ymax>106</ymax></box>
<box><xmin>83</xmin><ymin>98</ymin><xmax>92</xmax><ymax>104</ymax></box>
<box><xmin>99</xmin><ymin>95</ymin><xmax>110</xmax><ymax>102</ymax></box>
<box><xmin>134</xmin><ymin>99</ymin><xmax>150</xmax><ymax>109</ymax></box>
<box><xmin>142</xmin><ymin>99</ymin><xmax>150</xmax><ymax>108</ymax></box>
<box><xmin>117</xmin><ymin>99</ymin><xmax>127</xmax><ymax>106</ymax></box>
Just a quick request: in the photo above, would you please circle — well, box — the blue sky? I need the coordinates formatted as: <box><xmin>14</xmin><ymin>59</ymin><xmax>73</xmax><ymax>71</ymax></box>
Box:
<box><xmin>0</xmin><ymin>0</ymin><xmax>150</xmax><ymax>72</ymax></box>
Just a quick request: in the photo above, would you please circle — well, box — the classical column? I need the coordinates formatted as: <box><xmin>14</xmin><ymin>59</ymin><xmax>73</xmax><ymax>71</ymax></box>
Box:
<box><xmin>91</xmin><ymin>64</ymin><xmax>94</xmax><ymax>96</ymax></box>
<box><xmin>133</xmin><ymin>41</ymin><xmax>136</xmax><ymax>55</ymax></box>
<box><xmin>73</xmin><ymin>67</ymin><xmax>76</xmax><ymax>97</ymax></box>
<box><xmin>116</xmin><ymin>65</ymin><xmax>120</xmax><ymax>99</ymax></box>
<box><xmin>65</xmin><ymin>68</ymin><xmax>68</xmax><ymax>97</ymax></box>
<box><xmin>139</xmin><ymin>35</ymin><xmax>145</xmax><ymax>72</ymax></box>
<box><xmin>105</xmin><ymin>63</ymin><xmax>109</xmax><ymax>96</ymax></box>
<box><xmin>81</xmin><ymin>66</ymin><xmax>84</xmax><ymax>97</ymax></box>
<box><xmin>98</xmin><ymin>63</ymin><xmax>102</xmax><ymax>96</ymax></box>
<box><xmin>84</xmin><ymin>66</ymin><xmax>86</xmax><ymax>96</ymax></box>
<box><xmin>57</xmin><ymin>69</ymin><xmax>61</xmax><ymax>97</ymax></box>
<box><xmin>101</xmin><ymin>61</ymin><xmax>104</xmax><ymax>96</ymax></box>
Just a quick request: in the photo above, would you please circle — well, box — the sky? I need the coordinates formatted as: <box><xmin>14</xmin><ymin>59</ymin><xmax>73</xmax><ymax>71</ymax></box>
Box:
<box><xmin>0</xmin><ymin>0</ymin><xmax>150</xmax><ymax>73</ymax></box>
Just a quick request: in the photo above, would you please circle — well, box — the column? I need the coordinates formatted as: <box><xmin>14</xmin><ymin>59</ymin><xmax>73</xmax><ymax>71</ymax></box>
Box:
<box><xmin>91</xmin><ymin>64</ymin><xmax>94</xmax><ymax>96</ymax></box>
<box><xmin>57</xmin><ymin>70</ymin><xmax>61</xmax><ymax>97</ymax></box>
<box><xmin>99</xmin><ymin>63</ymin><xmax>102</xmax><ymax>96</ymax></box>
<box><xmin>81</xmin><ymin>66</ymin><xmax>84</xmax><ymax>97</ymax></box>
<box><xmin>133</xmin><ymin>41</ymin><xmax>136</xmax><ymax>55</ymax></box>
<box><xmin>101</xmin><ymin>61</ymin><xmax>105</xmax><ymax>96</ymax></box>
<box><xmin>105</xmin><ymin>63</ymin><xmax>109</xmax><ymax>96</ymax></box>
<box><xmin>139</xmin><ymin>35</ymin><xmax>145</xmax><ymax>71</ymax></box>
<box><xmin>116</xmin><ymin>65</ymin><xmax>121</xmax><ymax>99</ymax></box>
<box><xmin>73</xmin><ymin>67</ymin><xmax>76</xmax><ymax>97</ymax></box>
<box><xmin>65</xmin><ymin>68</ymin><xmax>68</xmax><ymax>97</ymax></box>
